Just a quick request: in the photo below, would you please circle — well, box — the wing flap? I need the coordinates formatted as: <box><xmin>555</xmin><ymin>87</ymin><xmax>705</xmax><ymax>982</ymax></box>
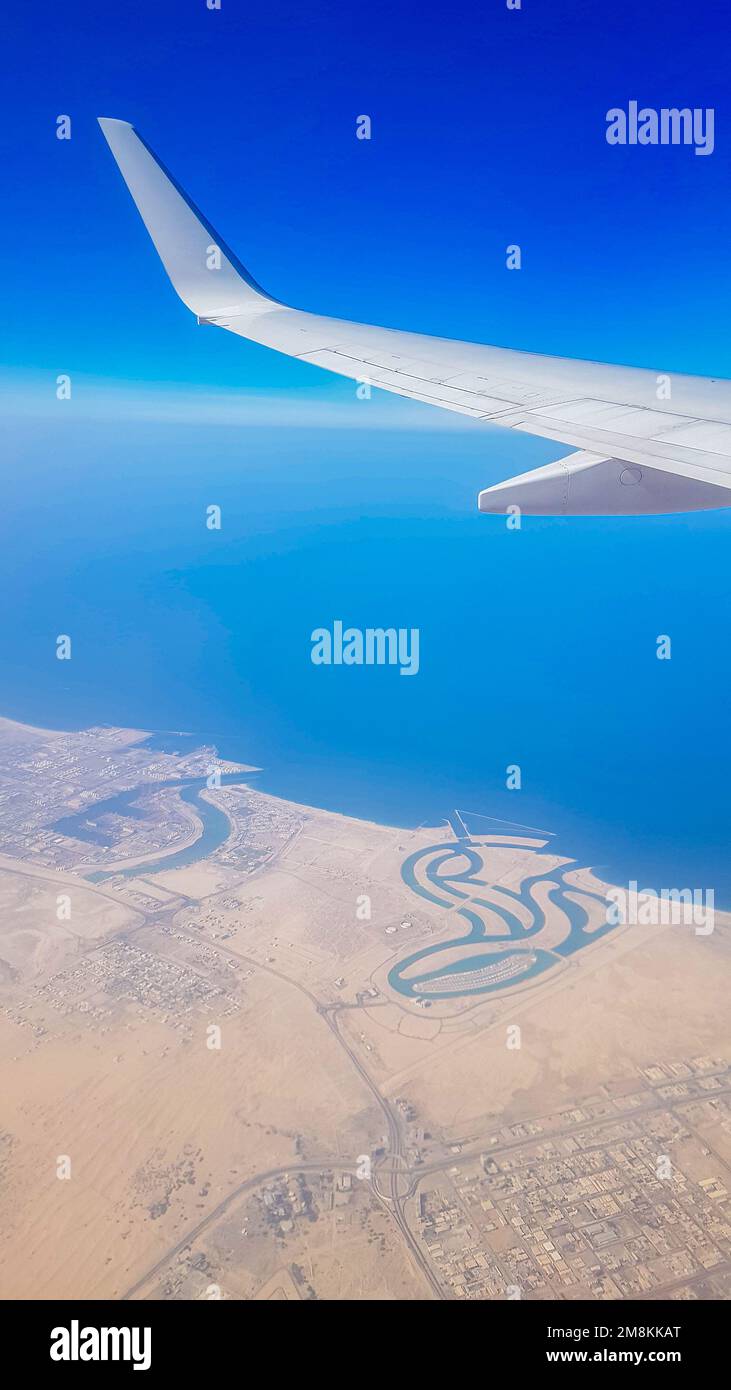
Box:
<box><xmin>479</xmin><ymin>451</ymin><xmax>731</xmax><ymax>515</ymax></box>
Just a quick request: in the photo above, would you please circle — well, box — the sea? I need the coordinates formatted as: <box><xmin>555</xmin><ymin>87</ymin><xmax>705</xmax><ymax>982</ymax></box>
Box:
<box><xmin>3</xmin><ymin>409</ymin><xmax>730</xmax><ymax>904</ymax></box>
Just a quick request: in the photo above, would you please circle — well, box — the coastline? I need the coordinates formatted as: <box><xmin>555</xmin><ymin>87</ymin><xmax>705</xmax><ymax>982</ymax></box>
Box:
<box><xmin>2</xmin><ymin>711</ymin><xmax>728</xmax><ymax>917</ymax></box>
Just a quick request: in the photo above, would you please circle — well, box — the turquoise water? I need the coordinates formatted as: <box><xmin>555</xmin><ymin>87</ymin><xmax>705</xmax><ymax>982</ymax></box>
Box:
<box><xmin>63</xmin><ymin>771</ymin><xmax>253</xmax><ymax>882</ymax></box>
<box><xmin>388</xmin><ymin>830</ymin><xmax>616</xmax><ymax>999</ymax></box>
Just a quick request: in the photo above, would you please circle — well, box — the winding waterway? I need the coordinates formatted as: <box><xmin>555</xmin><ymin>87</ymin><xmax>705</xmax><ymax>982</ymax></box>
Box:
<box><xmin>388</xmin><ymin>833</ymin><xmax>614</xmax><ymax>1000</ymax></box>
<box><xmin>53</xmin><ymin>772</ymin><xmax>253</xmax><ymax>883</ymax></box>
<box><xmin>55</xmin><ymin>763</ymin><xmax>614</xmax><ymax>999</ymax></box>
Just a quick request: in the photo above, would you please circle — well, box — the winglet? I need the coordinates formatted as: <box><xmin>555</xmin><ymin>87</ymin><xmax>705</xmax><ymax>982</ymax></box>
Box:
<box><xmin>97</xmin><ymin>117</ymin><xmax>276</xmax><ymax>318</ymax></box>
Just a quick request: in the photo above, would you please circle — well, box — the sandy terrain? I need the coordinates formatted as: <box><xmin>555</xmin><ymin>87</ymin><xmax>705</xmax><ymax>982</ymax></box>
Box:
<box><xmin>0</xmin><ymin>716</ymin><xmax>728</xmax><ymax>1301</ymax></box>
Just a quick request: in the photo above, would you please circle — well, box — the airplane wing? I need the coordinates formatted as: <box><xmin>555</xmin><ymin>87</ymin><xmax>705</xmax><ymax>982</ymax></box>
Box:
<box><xmin>98</xmin><ymin>117</ymin><xmax>731</xmax><ymax>515</ymax></box>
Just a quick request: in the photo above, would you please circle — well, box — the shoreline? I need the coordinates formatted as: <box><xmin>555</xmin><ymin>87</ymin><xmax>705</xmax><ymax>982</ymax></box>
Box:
<box><xmin>3</xmin><ymin>711</ymin><xmax>727</xmax><ymax>913</ymax></box>
<box><xmin>0</xmin><ymin>711</ymin><xmax>449</xmax><ymax>842</ymax></box>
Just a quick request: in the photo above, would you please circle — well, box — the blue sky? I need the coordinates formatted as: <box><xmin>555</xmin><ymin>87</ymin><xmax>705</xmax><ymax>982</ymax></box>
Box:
<box><xmin>3</xmin><ymin>0</ymin><xmax>730</xmax><ymax>396</ymax></box>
